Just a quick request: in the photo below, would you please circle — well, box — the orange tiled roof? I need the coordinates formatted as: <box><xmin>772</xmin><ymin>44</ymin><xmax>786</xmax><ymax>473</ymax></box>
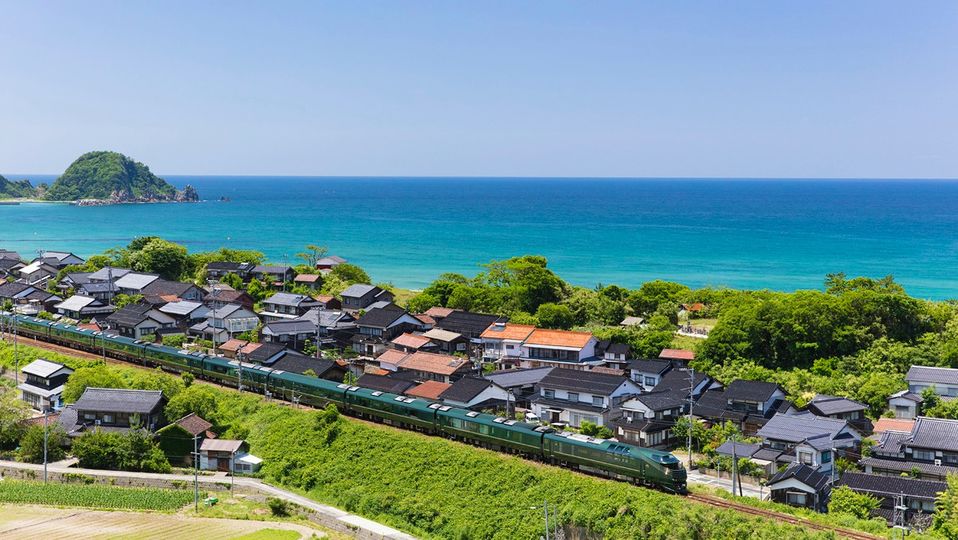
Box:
<box><xmin>659</xmin><ymin>348</ymin><xmax>695</xmax><ymax>361</ymax></box>
<box><xmin>873</xmin><ymin>417</ymin><xmax>916</xmax><ymax>434</ymax></box>
<box><xmin>294</xmin><ymin>274</ymin><xmax>321</xmax><ymax>283</ymax></box>
<box><xmin>376</xmin><ymin>349</ymin><xmax>410</xmax><ymax>365</ymax></box>
<box><xmin>414</xmin><ymin>314</ymin><xmax>437</xmax><ymax>326</ymax></box>
<box><xmin>219</xmin><ymin>339</ymin><xmax>248</xmax><ymax>352</ymax></box>
<box><xmin>480</xmin><ymin>323</ymin><xmax>536</xmax><ymax>341</ymax></box>
<box><xmin>391</xmin><ymin>333</ymin><xmax>432</xmax><ymax>349</ymax></box>
<box><xmin>78</xmin><ymin>322</ymin><xmax>102</xmax><ymax>332</ymax></box>
<box><xmin>425</xmin><ymin>306</ymin><xmax>455</xmax><ymax>318</ymax></box>
<box><xmin>397</xmin><ymin>351</ymin><xmax>469</xmax><ymax>376</ymax></box>
<box><xmin>239</xmin><ymin>342</ymin><xmax>262</xmax><ymax>355</ymax></box>
<box><xmin>524</xmin><ymin>328</ymin><xmax>593</xmax><ymax>349</ymax></box>
<box><xmin>406</xmin><ymin>380</ymin><xmax>452</xmax><ymax>400</ymax></box>
<box><xmin>314</xmin><ymin>294</ymin><xmax>335</xmax><ymax>303</ymax></box>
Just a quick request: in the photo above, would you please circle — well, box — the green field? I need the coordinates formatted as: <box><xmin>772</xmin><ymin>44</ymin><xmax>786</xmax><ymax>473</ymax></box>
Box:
<box><xmin>0</xmin><ymin>480</ymin><xmax>195</xmax><ymax>511</ymax></box>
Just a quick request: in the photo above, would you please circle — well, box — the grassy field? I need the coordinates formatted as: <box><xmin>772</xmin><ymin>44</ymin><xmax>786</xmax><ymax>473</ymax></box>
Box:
<box><xmin>0</xmin><ymin>504</ymin><xmax>321</xmax><ymax>539</ymax></box>
<box><xmin>0</xmin><ymin>480</ymin><xmax>195</xmax><ymax>511</ymax></box>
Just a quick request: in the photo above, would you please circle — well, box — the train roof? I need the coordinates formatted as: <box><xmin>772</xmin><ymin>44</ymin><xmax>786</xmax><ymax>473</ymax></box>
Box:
<box><xmin>350</xmin><ymin>385</ymin><xmax>438</xmax><ymax>414</ymax></box>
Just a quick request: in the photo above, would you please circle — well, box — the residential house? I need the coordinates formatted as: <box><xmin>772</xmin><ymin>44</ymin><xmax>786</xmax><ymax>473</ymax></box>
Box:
<box><xmin>293</xmin><ymin>274</ymin><xmax>322</xmax><ymax>290</ymax></box>
<box><xmin>712</xmin><ymin>440</ymin><xmax>783</xmax><ymax>478</ymax></box>
<box><xmin>596</xmin><ymin>341</ymin><xmax>631</xmax><ymax>371</ymax></box>
<box><xmin>18</xmin><ymin>359</ymin><xmax>73</xmax><ymax>411</ymax></box>
<box><xmin>756</xmin><ymin>413</ymin><xmax>862</xmax><ymax>473</ymax></box>
<box><xmin>424</xmin><ymin>306</ymin><xmax>455</xmax><ymax>322</ymax></box>
<box><xmin>113</xmin><ymin>272</ymin><xmax>160</xmax><ymax>296</ymax></box>
<box><xmin>199</xmin><ymin>439</ymin><xmax>262</xmax><ymax>474</ymax></box>
<box><xmin>105</xmin><ymin>303</ymin><xmax>176</xmax><ymax>340</ymax></box>
<box><xmin>53</xmin><ymin>295</ymin><xmax>115</xmax><ymax>320</ymax></box>
<box><xmin>264</xmin><ymin>350</ymin><xmax>347</xmax><ymax>381</ymax></box>
<box><xmin>436</xmin><ymin>310</ymin><xmax>504</xmax><ymax>340</ymax></box>
<box><xmin>17</xmin><ymin>259</ymin><xmax>59</xmax><ymax>286</ymax></box>
<box><xmin>0</xmin><ymin>257</ymin><xmax>24</xmax><ymax>279</ymax></box>
<box><xmin>888</xmin><ymin>390</ymin><xmax>924</xmax><ymax>419</ymax></box>
<box><xmin>352</xmin><ymin>306</ymin><xmax>424</xmax><ymax>357</ymax></box>
<box><xmin>251</xmin><ymin>265</ymin><xmax>295</xmax><ymax>284</ymax></box>
<box><xmin>356</xmin><ymin>373</ymin><xmax>416</xmax><ymax>395</ymax></box>
<box><xmin>87</xmin><ymin>266</ymin><xmax>131</xmax><ymax>283</ymax></box>
<box><xmin>190</xmin><ymin>304</ymin><xmax>260</xmax><ymax>342</ymax></box>
<box><xmin>391</xmin><ymin>332</ymin><xmax>437</xmax><ymax>353</ymax></box>
<box><xmin>619</xmin><ymin>316</ymin><xmax>645</xmax><ymax>327</ymax></box>
<box><xmin>531</xmin><ymin>367</ymin><xmax>642</xmax><ymax>427</ymax></box>
<box><xmin>483</xmin><ymin>367</ymin><xmax>555</xmax><ymax>408</ymax></box>
<box><xmin>340</xmin><ymin>284</ymin><xmax>394</xmax><ymax>311</ymax></box>
<box><xmin>311</xmin><ymin>294</ymin><xmax>341</xmax><ymax>310</ymax></box>
<box><xmin>236</xmin><ymin>342</ymin><xmax>288</xmax><ymax>364</ymax></box>
<box><xmin>393</xmin><ymin>351</ymin><xmax>472</xmax><ymax>383</ymax></box>
<box><xmin>421</xmin><ymin>328</ymin><xmax>469</xmax><ymax>355</ymax></box>
<box><xmin>57</xmin><ymin>271</ymin><xmax>93</xmax><ymax>294</ymax></box>
<box><xmin>439</xmin><ymin>377</ymin><xmax>511</xmax><ymax>410</ymax></box>
<box><xmin>157</xmin><ymin>413</ymin><xmax>215</xmax><ymax>466</ymax></box>
<box><xmin>520</xmin><ymin>328</ymin><xmax>599</xmax><ymax>369</ymax></box>
<box><xmin>261</xmin><ymin>320</ymin><xmax>319</xmax><ymax>351</ymax></box>
<box><xmin>76</xmin><ymin>281</ymin><xmax>118</xmax><ymax>302</ymax></box>
<box><xmin>70</xmin><ymin>387</ymin><xmax>167</xmax><ymax>433</ymax></box>
<box><xmin>294</xmin><ymin>308</ymin><xmax>355</xmax><ymax>348</ymax></box>
<box><xmin>805</xmin><ymin>394</ymin><xmax>872</xmax><ymax>434</ymax></box>
<box><xmin>861</xmin><ymin>417</ymin><xmax>958</xmax><ymax>481</ymax></box>
<box><xmin>873</xmin><ymin>417</ymin><xmax>915</xmax><ymax>435</ymax></box>
<box><xmin>629</xmin><ymin>359</ymin><xmax>673</xmax><ymax>392</ymax></box>
<box><xmin>315</xmin><ymin>255</ymin><xmax>347</xmax><ymax>270</ymax></box>
<box><xmin>906</xmin><ymin>365</ymin><xmax>958</xmax><ymax>399</ymax></box>
<box><xmin>259</xmin><ymin>292</ymin><xmax>320</xmax><ymax>322</ymax></box>
<box><xmin>35</xmin><ymin>251</ymin><xmax>84</xmax><ymax>269</ymax></box>
<box><xmin>614</xmin><ymin>389</ymin><xmax>687</xmax><ymax>448</ymax></box>
<box><xmin>481</xmin><ymin>323</ymin><xmax>536</xmax><ymax>368</ymax></box>
<box><xmin>205</xmin><ymin>261</ymin><xmax>254</xmax><ymax>281</ymax></box>
<box><xmin>158</xmin><ymin>300</ymin><xmax>210</xmax><ymax>328</ymax></box>
<box><xmin>767</xmin><ymin>464</ymin><xmax>831</xmax><ymax>511</ymax></box>
<box><xmin>0</xmin><ymin>282</ymin><xmax>36</xmax><ymax>305</ymax></box>
<box><xmin>658</xmin><ymin>348</ymin><xmax>695</xmax><ymax>363</ymax></box>
<box><xmin>203</xmin><ymin>289</ymin><xmax>255</xmax><ymax>311</ymax></box>
<box><xmin>141</xmin><ymin>279</ymin><xmax>206</xmax><ymax>302</ymax></box>
<box><xmin>837</xmin><ymin>472</ymin><xmax>945</xmax><ymax>526</ymax></box>
<box><xmin>693</xmin><ymin>380</ymin><xmax>787</xmax><ymax>434</ymax></box>
<box><xmin>653</xmin><ymin>367</ymin><xmax>719</xmax><ymax>399</ymax></box>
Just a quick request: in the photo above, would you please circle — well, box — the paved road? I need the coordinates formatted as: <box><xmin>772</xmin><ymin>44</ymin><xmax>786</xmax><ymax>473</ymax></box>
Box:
<box><xmin>0</xmin><ymin>460</ymin><xmax>416</xmax><ymax>540</ymax></box>
<box><xmin>687</xmin><ymin>469</ymin><xmax>767</xmax><ymax>500</ymax></box>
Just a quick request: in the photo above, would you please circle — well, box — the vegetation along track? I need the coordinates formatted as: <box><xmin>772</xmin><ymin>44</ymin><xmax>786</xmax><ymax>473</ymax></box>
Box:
<box><xmin>4</xmin><ymin>332</ymin><xmax>887</xmax><ymax>538</ymax></box>
<box><xmin>687</xmin><ymin>493</ymin><xmax>881</xmax><ymax>540</ymax></box>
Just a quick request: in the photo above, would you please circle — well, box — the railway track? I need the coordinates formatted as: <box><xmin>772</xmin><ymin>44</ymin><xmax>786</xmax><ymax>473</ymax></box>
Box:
<box><xmin>3</xmin><ymin>333</ymin><xmax>886</xmax><ymax>539</ymax></box>
<box><xmin>687</xmin><ymin>493</ymin><xmax>881</xmax><ymax>540</ymax></box>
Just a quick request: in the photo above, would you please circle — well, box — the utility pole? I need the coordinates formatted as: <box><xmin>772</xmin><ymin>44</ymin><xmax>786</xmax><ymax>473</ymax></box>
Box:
<box><xmin>315</xmin><ymin>305</ymin><xmax>324</xmax><ymax>359</ymax></box>
<box><xmin>193</xmin><ymin>434</ymin><xmax>200</xmax><ymax>512</ymax></box>
<box><xmin>893</xmin><ymin>492</ymin><xmax>909</xmax><ymax>539</ymax></box>
<box><xmin>43</xmin><ymin>408</ymin><xmax>49</xmax><ymax>483</ymax></box>
<box><xmin>731</xmin><ymin>435</ymin><xmax>739</xmax><ymax>497</ymax></box>
<box><xmin>208</xmin><ymin>282</ymin><xmax>219</xmax><ymax>355</ymax></box>
<box><xmin>686</xmin><ymin>367</ymin><xmax>694</xmax><ymax>469</ymax></box>
<box><xmin>230</xmin><ymin>449</ymin><xmax>235</xmax><ymax>493</ymax></box>
<box><xmin>14</xmin><ymin>313</ymin><xmax>20</xmax><ymax>386</ymax></box>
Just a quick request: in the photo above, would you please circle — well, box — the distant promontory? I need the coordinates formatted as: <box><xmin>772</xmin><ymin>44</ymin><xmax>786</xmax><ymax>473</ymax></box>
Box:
<box><xmin>0</xmin><ymin>151</ymin><xmax>199</xmax><ymax>204</ymax></box>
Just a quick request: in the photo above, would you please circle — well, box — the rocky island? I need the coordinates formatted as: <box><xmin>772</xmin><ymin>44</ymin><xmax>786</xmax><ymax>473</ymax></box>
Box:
<box><xmin>0</xmin><ymin>151</ymin><xmax>199</xmax><ymax>204</ymax></box>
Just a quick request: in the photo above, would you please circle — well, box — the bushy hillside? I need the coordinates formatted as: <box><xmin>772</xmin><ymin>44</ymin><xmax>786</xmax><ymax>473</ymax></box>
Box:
<box><xmin>45</xmin><ymin>151</ymin><xmax>197</xmax><ymax>202</ymax></box>
<box><xmin>0</xmin><ymin>174</ymin><xmax>37</xmax><ymax>198</ymax></box>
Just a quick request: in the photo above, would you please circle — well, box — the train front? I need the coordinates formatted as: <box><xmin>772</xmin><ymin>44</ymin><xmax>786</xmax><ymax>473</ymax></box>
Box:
<box><xmin>658</xmin><ymin>453</ymin><xmax>687</xmax><ymax>494</ymax></box>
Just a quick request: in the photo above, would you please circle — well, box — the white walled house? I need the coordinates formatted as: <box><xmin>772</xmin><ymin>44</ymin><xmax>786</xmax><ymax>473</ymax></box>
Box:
<box><xmin>888</xmin><ymin>390</ymin><xmax>923</xmax><ymax>419</ymax></box>
<box><xmin>906</xmin><ymin>366</ymin><xmax>958</xmax><ymax>399</ymax></box>
<box><xmin>532</xmin><ymin>368</ymin><xmax>641</xmax><ymax>427</ymax></box>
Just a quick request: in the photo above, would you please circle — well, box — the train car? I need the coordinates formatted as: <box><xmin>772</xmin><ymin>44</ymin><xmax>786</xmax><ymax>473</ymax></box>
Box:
<box><xmin>436</xmin><ymin>408</ymin><xmax>550</xmax><ymax>455</ymax></box>
<box><xmin>543</xmin><ymin>431</ymin><xmax>686</xmax><ymax>493</ymax></box>
<box><xmin>269</xmin><ymin>370</ymin><xmax>346</xmax><ymax>408</ymax></box>
<box><xmin>342</xmin><ymin>387</ymin><xmax>438</xmax><ymax>432</ymax></box>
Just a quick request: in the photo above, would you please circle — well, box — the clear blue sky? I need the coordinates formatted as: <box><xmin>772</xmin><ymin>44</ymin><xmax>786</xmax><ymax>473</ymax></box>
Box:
<box><xmin>1</xmin><ymin>1</ymin><xmax>956</xmax><ymax>178</ymax></box>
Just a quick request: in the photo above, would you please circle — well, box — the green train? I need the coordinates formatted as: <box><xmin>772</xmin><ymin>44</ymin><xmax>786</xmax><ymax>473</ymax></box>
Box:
<box><xmin>1</xmin><ymin>311</ymin><xmax>687</xmax><ymax>493</ymax></box>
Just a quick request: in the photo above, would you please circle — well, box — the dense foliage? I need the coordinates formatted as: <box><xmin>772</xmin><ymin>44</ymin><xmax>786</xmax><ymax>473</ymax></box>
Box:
<box><xmin>935</xmin><ymin>475</ymin><xmax>958</xmax><ymax>540</ymax></box>
<box><xmin>18</xmin><ymin>424</ymin><xmax>68</xmax><ymax>463</ymax></box>
<box><xmin>45</xmin><ymin>151</ymin><xmax>197</xmax><ymax>202</ymax></box>
<box><xmin>0</xmin><ymin>479</ymin><xmax>194</xmax><ymax>511</ymax></box>
<box><xmin>0</xmin><ymin>174</ymin><xmax>38</xmax><ymax>198</ymax></box>
<box><xmin>828</xmin><ymin>486</ymin><xmax>880</xmax><ymax>520</ymax></box>
<box><xmin>72</xmin><ymin>428</ymin><xmax>171</xmax><ymax>473</ymax></box>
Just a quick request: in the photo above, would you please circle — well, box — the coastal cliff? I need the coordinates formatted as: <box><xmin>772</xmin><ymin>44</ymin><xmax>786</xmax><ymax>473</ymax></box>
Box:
<box><xmin>46</xmin><ymin>151</ymin><xmax>199</xmax><ymax>204</ymax></box>
<box><xmin>0</xmin><ymin>174</ymin><xmax>39</xmax><ymax>199</ymax></box>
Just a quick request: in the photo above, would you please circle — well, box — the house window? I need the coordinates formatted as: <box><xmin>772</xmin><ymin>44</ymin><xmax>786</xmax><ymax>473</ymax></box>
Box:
<box><xmin>798</xmin><ymin>451</ymin><xmax>814</xmax><ymax>465</ymax></box>
<box><xmin>592</xmin><ymin>396</ymin><xmax>604</xmax><ymax>407</ymax></box>
<box><xmin>913</xmin><ymin>450</ymin><xmax>935</xmax><ymax>461</ymax></box>
<box><xmin>786</xmin><ymin>492</ymin><xmax>807</xmax><ymax>506</ymax></box>
<box><xmin>543</xmin><ymin>389</ymin><xmax>555</xmax><ymax>399</ymax></box>
<box><xmin>821</xmin><ymin>450</ymin><xmax>831</xmax><ymax>464</ymax></box>
<box><xmin>567</xmin><ymin>392</ymin><xmax>579</xmax><ymax>402</ymax></box>
<box><xmin>102</xmin><ymin>414</ymin><xmax>114</xmax><ymax>424</ymax></box>
<box><xmin>644</xmin><ymin>376</ymin><xmax>656</xmax><ymax>387</ymax></box>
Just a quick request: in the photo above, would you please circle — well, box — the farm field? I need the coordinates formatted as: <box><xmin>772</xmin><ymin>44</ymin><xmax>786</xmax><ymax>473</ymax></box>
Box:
<box><xmin>0</xmin><ymin>504</ymin><xmax>322</xmax><ymax>539</ymax></box>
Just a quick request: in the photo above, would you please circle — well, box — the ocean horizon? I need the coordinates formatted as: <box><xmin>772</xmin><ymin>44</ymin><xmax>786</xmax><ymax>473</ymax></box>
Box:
<box><xmin>2</xmin><ymin>176</ymin><xmax>957</xmax><ymax>300</ymax></box>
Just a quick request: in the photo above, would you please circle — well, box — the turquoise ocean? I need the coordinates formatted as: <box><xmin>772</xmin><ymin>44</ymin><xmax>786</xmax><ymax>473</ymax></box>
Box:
<box><xmin>1</xmin><ymin>176</ymin><xmax>957</xmax><ymax>299</ymax></box>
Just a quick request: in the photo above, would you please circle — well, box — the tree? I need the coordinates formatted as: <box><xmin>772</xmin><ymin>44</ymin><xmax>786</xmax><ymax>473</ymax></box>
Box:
<box><xmin>296</xmin><ymin>244</ymin><xmax>328</xmax><ymax>267</ymax></box>
<box><xmin>221</xmin><ymin>272</ymin><xmax>244</xmax><ymax>290</ymax></box>
<box><xmin>63</xmin><ymin>365</ymin><xmax>126</xmax><ymax>403</ymax></box>
<box><xmin>330</xmin><ymin>263</ymin><xmax>370</xmax><ymax>285</ymax></box>
<box><xmin>18</xmin><ymin>424</ymin><xmax>67</xmax><ymax>463</ymax></box>
<box><xmin>246</xmin><ymin>278</ymin><xmax>269</xmax><ymax>302</ymax></box>
<box><xmin>72</xmin><ymin>427</ymin><xmax>170</xmax><ymax>473</ymax></box>
<box><xmin>113</xmin><ymin>294</ymin><xmax>144</xmax><ymax>308</ymax></box>
<box><xmin>407</xmin><ymin>292</ymin><xmax>440</xmax><ymax>313</ymax></box>
<box><xmin>934</xmin><ymin>474</ymin><xmax>958</xmax><ymax>540</ymax></box>
<box><xmin>165</xmin><ymin>385</ymin><xmax>219</xmax><ymax>423</ymax></box>
<box><xmin>535</xmin><ymin>303</ymin><xmax>575</xmax><ymax>330</ymax></box>
<box><xmin>343</xmin><ymin>371</ymin><xmax>358</xmax><ymax>385</ymax></box>
<box><xmin>129</xmin><ymin>238</ymin><xmax>190</xmax><ymax>280</ymax></box>
<box><xmin>628</xmin><ymin>280</ymin><xmax>690</xmax><ymax>316</ymax></box>
<box><xmin>579</xmin><ymin>421</ymin><xmax>613</xmax><ymax>439</ymax></box>
<box><xmin>0</xmin><ymin>386</ymin><xmax>30</xmax><ymax>449</ymax></box>
<box><xmin>828</xmin><ymin>485</ymin><xmax>880</xmax><ymax>519</ymax></box>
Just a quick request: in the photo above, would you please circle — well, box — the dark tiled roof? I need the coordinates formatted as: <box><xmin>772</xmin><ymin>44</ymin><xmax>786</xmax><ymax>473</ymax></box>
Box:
<box><xmin>0</xmin><ymin>281</ymin><xmax>32</xmax><ymax>297</ymax></box>
<box><xmin>484</xmin><ymin>367</ymin><xmax>554</xmax><ymax>388</ymax></box>
<box><xmin>356</xmin><ymin>306</ymin><xmax>407</xmax><ymax>328</ymax></box>
<box><xmin>906</xmin><ymin>365</ymin><xmax>958</xmax><ymax>386</ymax></box>
<box><xmin>142</xmin><ymin>280</ymin><xmax>202</xmax><ymax>298</ymax></box>
<box><xmin>175</xmin><ymin>413</ymin><xmax>213</xmax><ymax>436</ymax></box>
<box><xmin>630</xmin><ymin>390</ymin><xmax>687</xmax><ymax>411</ymax></box>
<box><xmin>715</xmin><ymin>440</ymin><xmax>761</xmax><ymax>458</ymax></box>
<box><xmin>263</xmin><ymin>320</ymin><xmax>317</xmax><ymax>335</ymax></box>
<box><xmin>269</xmin><ymin>352</ymin><xmax>338</xmax><ymax>376</ymax></box>
<box><xmin>724</xmin><ymin>379</ymin><xmax>782</xmax><ymax>402</ymax></box>
<box><xmin>808</xmin><ymin>394</ymin><xmax>867</xmax><ymax>416</ymax></box>
<box><xmin>533</xmin><ymin>395</ymin><xmax>607</xmax><ymax>413</ymax></box>
<box><xmin>440</xmin><ymin>377</ymin><xmax>494</xmax><ymax>403</ymax></box>
<box><xmin>596</xmin><ymin>340</ymin><xmax>630</xmax><ymax>356</ymax></box>
<box><xmin>860</xmin><ymin>457</ymin><xmax>958</xmax><ymax>479</ymax></box>
<box><xmin>909</xmin><ymin>417</ymin><xmax>958</xmax><ymax>452</ymax></box>
<box><xmin>629</xmin><ymin>359</ymin><xmax>672</xmax><ymax>375</ymax></box>
<box><xmin>655</xmin><ymin>368</ymin><xmax>709</xmax><ymax>392</ymax></box>
<box><xmin>245</xmin><ymin>342</ymin><xmax>287</xmax><ymax>363</ymax></box>
<box><xmin>757</xmin><ymin>413</ymin><xmax>850</xmax><ymax>444</ymax></box>
<box><xmin>106</xmin><ymin>302</ymin><xmax>155</xmax><ymax>326</ymax></box>
<box><xmin>356</xmin><ymin>373</ymin><xmax>415</xmax><ymax>394</ymax></box>
<box><xmin>341</xmin><ymin>284</ymin><xmax>379</xmax><ymax>298</ymax></box>
<box><xmin>752</xmin><ymin>447</ymin><xmax>784</xmax><ymax>462</ymax></box>
<box><xmin>252</xmin><ymin>265</ymin><xmax>292</xmax><ymax>274</ymax></box>
<box><xmin>436</xmin><ymin>310</ymin><xmax>505</xmax><ymax>336</ymax></box>
<box><xmin>838</xmin><ymin>472</ymin><xmax>946</xmax><ymax>500</ymax></box>
<box><xmin>768</xmin><ymin>463</ymin><xmax>830</xmax><ymax>491</ymax></box>
<box><xmin>537</xmin><ymin>367</ymin><xmax>633</xmax><ymax>396</ymax></box>
<box><xmin>75</xmin><ymin>387</ymin><xmax>165</xmax><ymax>414</ymax></box>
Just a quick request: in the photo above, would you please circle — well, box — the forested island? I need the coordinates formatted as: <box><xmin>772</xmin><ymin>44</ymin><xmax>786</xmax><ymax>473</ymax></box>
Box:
<box><xmin>0</xmin><ymin>151</ymin><xmax>198</xmax><ymax>204</ymax></box>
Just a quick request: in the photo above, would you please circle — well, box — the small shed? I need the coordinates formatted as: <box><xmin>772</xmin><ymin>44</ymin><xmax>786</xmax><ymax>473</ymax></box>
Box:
<box><xmin>199</xmin><ymin>439</ymin><xmax>262</xmax><ymax>474</ymax></box>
